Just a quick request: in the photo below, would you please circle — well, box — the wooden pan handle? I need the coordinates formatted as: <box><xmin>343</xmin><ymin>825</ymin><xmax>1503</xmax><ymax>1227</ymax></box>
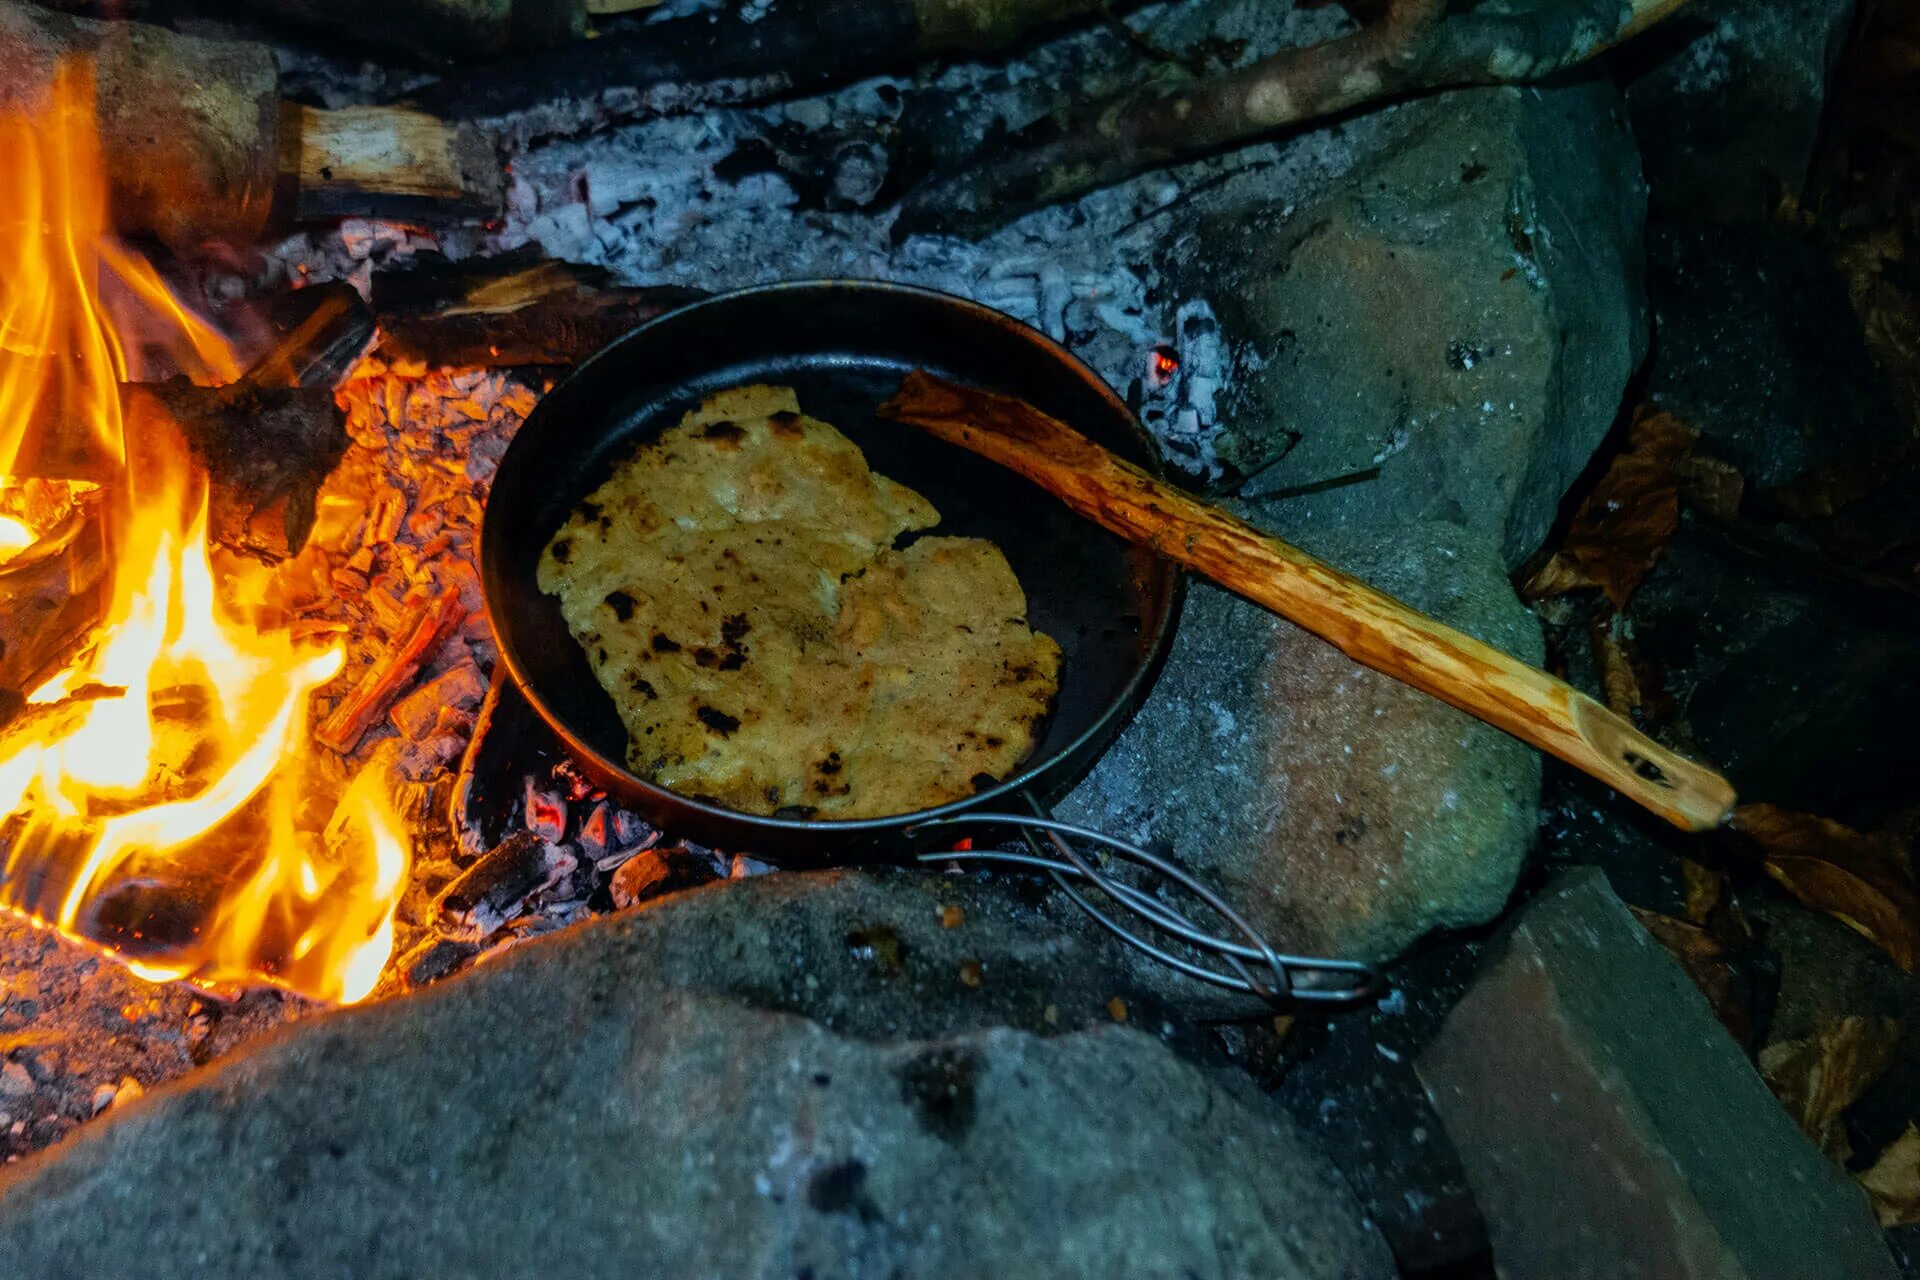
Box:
<box><xmin>880</xmin><ymin>371</ymin><xmax>1736</xmax><ymax>833</ymax></box>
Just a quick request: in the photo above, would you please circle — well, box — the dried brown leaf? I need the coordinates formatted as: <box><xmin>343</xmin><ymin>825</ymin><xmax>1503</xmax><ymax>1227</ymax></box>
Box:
<box><xmin>1758</xmin><ymin>1015</ymin><xmax>1902</xmax><ymax>1160</ymax></box>
<box><xmin>1860</xmin><ymin>1123</ymin><xmax>1920</xmax><ymax>1228</ymax></box>
<box><xmin>1674</xmin><ymin>453</ymin><xmax>1745</xmax><ymax>521</ymax></box>
<box><xmin>1522</xmin><ymin>409</ymin><xmax>1696</xmax><ymax>609</ymax></box>
<box><xmin>1588</xmin><ymin>611</ymin><xmax>1642</xmax><ymax>718</ymax></box>
<box><xmin>1680</xmin><ymin>858</ymin><xmax>1726</xmax><ymax>925</ymax></box>
<box><xmin>1734</xmin><ymin>803</ymin><xmax>1920</xmax><ymax>971</ymax></box>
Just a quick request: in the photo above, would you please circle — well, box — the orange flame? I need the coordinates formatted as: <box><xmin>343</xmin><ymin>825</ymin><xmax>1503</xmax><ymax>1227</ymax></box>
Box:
<box><xmin>0</xmin><ymin>63</ymin><xmax>408</xmax><ymax>1004</ymax></box>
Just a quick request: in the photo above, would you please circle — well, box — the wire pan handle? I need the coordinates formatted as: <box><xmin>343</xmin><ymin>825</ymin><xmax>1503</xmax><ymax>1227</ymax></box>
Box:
<box><xmin>908</xmin><ymin>812</ymin><xmax>1382</xmax><ymax>1007</ymax></box>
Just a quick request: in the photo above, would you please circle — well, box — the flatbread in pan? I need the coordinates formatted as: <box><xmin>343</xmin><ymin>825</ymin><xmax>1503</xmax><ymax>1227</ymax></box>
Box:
<box><xmin>536</xmin><ymin>384</ymin><xmax>1061</xmax><ymax>819</ymax></box>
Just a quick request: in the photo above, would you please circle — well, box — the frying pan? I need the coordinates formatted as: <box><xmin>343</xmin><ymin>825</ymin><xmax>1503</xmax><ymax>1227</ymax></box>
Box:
<box><xmin>480</xmin><ymin>280</ymin><xmax>1184</xmax><ymax>861</ymax></box>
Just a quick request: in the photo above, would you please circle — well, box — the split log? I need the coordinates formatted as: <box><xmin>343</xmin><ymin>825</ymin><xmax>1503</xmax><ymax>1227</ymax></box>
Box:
<box><xmin>280</xmin><ymin>102</ymin><xmax>504</xmax><ymax>224</ymax></box>
<box><xmin>880</xmin><ymin>371</ymin><xmax>1736</xmax><ymax>833</ymax></box>
<box><xmin>316</xmin><ymin>589</ymin><xmax>467</xmax><ymax>754</ymax></box>
<box><xmin>411</xmin><ymin>0</ymin><xmax>1143</xmax><ymax>123</ymax></box>
<box><xmin>0</xmin><ymin>3</ymin><xmax>503</xmax><ymax>253</ymax></box>
<box><xmin>371</xmin><ymin>256</ymin><xmax>704</xmax><ymax>368</ymax></box>
<box><xmin>893</xmin><ymin>0</ymin><xmax>1695</xmax><ymax>240</ymax></box>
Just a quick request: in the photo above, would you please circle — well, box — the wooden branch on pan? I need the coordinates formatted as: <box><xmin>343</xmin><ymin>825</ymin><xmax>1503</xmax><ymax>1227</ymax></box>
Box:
<box><xmin>371</xmin><ymin>256</ymin><xmax>705</xmax><ymax>369</ymax></box>
<box><xmin>880</xmin><ymin>371</ymin><xmax>1736</xmax><ymax>833</ymax></box>
<box><xmin>316</xmin><ymin>590</ymin><xmax>467</xmax><ymax>755</ymax></box>
<box><xmin>892</xmin><ymin>0</ymin><xmax>1696</xmax><ymax>240</ymax></box>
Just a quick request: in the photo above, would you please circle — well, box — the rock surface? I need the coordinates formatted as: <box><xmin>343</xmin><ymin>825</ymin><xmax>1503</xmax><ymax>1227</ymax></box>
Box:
<box><xmin>1630</xmin><ymin>513</ymin><xmax>1920</xmax><ymax>826</ymax></box>
<box><xmin>0</xmin><ymin>873</ymin><xmax>1394</xmax><ymax>1280</ymax></box>
<box><xmin>1418</xmin><ymin>868</ymin><xmax>1898</xmax><ymax>1280</ymax></box>
<box><xmin>1624</xmin><ymin>0</ymin><xmax>1858</xmax><ymax>220</ymax></box>
<box><xmin>1646</xmin><ymin>219</ymin><xmax>1906</xmax><ymax>492</ymax></box>
<box><xmin>1171</xmin><ymin>79</ymin><xmax>1648</xmax><ymax>566</ymax></box>
<box><xmin>1061</xmin><ymin>515</ymin><xmax>1542</xmax><ymax>964</ymax></box>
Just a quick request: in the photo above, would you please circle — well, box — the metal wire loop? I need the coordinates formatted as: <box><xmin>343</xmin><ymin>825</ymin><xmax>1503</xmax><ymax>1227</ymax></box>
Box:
<box><xmin>908</xmin><ymin>812</ymin><xmax>1382</xmax><ymax>1007</ymax></box>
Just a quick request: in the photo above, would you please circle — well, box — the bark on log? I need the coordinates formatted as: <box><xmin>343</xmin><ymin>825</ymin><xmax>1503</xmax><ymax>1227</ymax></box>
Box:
<box><xmin>893</xmin><ymin>0</ymin><xmax>1694</xmax><ymax>240</ymax></box>
<box><xmin>0</xmin><ymin>1</ymin><xmax>279</xmax><ymax>253</ymax></box>
<box><xmin>411</xmin><ymin>0</ymin><xmax>1140</xmax><ymax>122</ymax></box>
<box><xmin>371</xmin><ymin>256</ymin><xmax>703</xmax><ymax>368</ymax></box>
<box><xmin>880</xmin><ymin>371</ymin><xmax>1736</xmax><ymax>832</ymax></box>
<box><xmin>0</xmin><ymin>3</ymin><xmax>505</xmax><ymax>249</ymax></box>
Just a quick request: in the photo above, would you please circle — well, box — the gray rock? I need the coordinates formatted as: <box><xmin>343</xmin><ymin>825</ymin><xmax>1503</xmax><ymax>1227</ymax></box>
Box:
<box><xmin>1418</xmin><ymin>868</ymin><xmax>1899</xmax><ymax>1280</ymax></box>
<box><xmin>1624</xmin><ymin>0</ymin><xmax>1857</xmax><ymax>220</ymax></box>
<box><xmin>1166</xmin><ymin>80</ymin><xmax>1648</xmax><ymax>566</ymax></box>
<box><xmin>1060</xmin><ymin>515</ymin><xmax>1541</xmax><ymax>964</ymax></box>
<box><xmin>1645</xmin><ymin>218</ymin><xmax>1906</xmax><ymax>493</ymax></box>
<box><xmin>0</xmin><ymin>882</ymin><xmax>1394</xmax><ymax>1280</ymax></box>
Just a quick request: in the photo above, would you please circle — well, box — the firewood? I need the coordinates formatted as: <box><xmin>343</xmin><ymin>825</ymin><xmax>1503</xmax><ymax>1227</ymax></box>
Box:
<box><xmin>0</xmin><ymin>1</ymin><xmax>278</xmax><ymax>253</ymax></box>
<box><xmin>122</xmin><ymin>380</ymin><xmax>348</xmax><ymax>563</ymax></box>
<box><xmin>316</xmin><ymin>590</ymin><xmax>467</xmax><ymax>754</ymax></box>
<box><xmin>0</xmin><ymin>5</ymin><xmax>505</xmax><ymax>251</ymax></box>
<box><xmin>280</xmin><ymin>102</ymin><xmax>504</xmax><ymax>224</ymax></box>
<box><xmin>371</xmin><ymin>257</ymin><xmax>704</xmax><ymax>369</ymax></box>
<box><xmin>410</xmin><ymin>0</ymin><xmax>1143</xmax><ymax>123</ymax></box>
<box><xmin>880</xmin><ymin>371</ymin><xmax>1737</xmax><ymax>833</ymax></box>
<box><xmin>893</xmin><ymin>0</ymin><xmax>1695</xmax><ymax>240</ymax></box>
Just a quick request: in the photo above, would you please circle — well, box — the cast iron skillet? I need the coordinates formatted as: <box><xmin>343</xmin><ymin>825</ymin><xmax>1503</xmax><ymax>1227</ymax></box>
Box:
<box><xmin>480</xmin><ymin>281</ymin><xmax>1183</xmax><ymax>862</ymax></box>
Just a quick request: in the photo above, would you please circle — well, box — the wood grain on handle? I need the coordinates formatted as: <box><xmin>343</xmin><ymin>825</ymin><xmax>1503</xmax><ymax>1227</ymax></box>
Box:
<box><xmin>880</xmin><ymin>371</ymin><xmax>1736</xmax><ymax>833</ymax></box>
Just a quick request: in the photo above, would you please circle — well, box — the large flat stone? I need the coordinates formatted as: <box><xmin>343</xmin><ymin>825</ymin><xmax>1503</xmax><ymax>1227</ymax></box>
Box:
<box><xmin>1417</xmin><ymin>868</ymin><xmax>1898</xmax><ymax>1280</ymax></box>
<box><xmin>0</xmin><ymin>873</ymin><xmax>1394</xmax><ymax>1280</ymax></box>
<box><xmin>1060</xmin><ymin>516</ymin><xmax>1541</xmax><ymax>965</ymax></box>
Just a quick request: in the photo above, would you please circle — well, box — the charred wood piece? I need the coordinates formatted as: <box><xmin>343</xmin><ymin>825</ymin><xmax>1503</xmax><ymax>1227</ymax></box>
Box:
<box><xmin>607</xmin><ymin>843</ymin><xmax>717</xmax><ymax>909</ymax></box>
<box><xmin>893</xmin><ymin>0</ymin><xmax>1697</xmax><ymax>240</ymax></box>
<box><xmin>252</xmin><ymin>283</ymin><xmax>377</xmax><ymax>392</ymax></box>
<box><xmin>396</xmin><ymin>934</ymin><xmax>479</xmax><ymax>989</ymax></box>
<box><xmin>409</xmin><ymin>0</ymin><xmax>1144</xmax><ymax>125</ymax></box>
<box><xmin>316</xmin><ymin>590</ymin><xmax>467</xmax><ymax>755</ymax></box>
<box><xmin>372</xmin><ymin>257</ymin><xmax>703</xmax><ymax>369</ymax></box>
<box><xmin>431</xmin><ymin>829</ymin><xmax>571</xmax><ymax>938</ymax></box>
<box><xmin>123</xmin><ymin>379</ymin><xmax>349</xmax><ymax>563</ymax></box>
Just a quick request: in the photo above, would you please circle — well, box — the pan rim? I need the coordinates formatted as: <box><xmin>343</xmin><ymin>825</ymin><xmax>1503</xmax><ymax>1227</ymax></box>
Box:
<box><xmin>480</xmin><ymin>277</ymin><xmax>1186</xmax><ymax>841</ymax></box>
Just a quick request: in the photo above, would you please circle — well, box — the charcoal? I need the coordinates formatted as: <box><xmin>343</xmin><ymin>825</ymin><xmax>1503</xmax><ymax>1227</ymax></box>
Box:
<box><xmin>524</xmin><ymin>779</ymin><xmax>567</xmax><ymax>843</ymax></box>
<box><xmin>431</xmin><ymin>831</ymin><xmax>564</xmax><ymax>939</ymax></box>
<box><xmin>398</xmin><ymin>936</ymin><xmax>480</xmax><ymax>989</ymax></box>
<box><xmin>608</xmin><ymin>846</ymin><xmax>717</xmax><ymax>910</ymax></box>
<box><xmin>576</xmin><ymin>802</ymin><xmax>611</xmax><ymax>863</ymax></box>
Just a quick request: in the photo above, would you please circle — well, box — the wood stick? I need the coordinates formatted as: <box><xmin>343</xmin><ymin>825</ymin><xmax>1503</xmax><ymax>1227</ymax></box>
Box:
<box><xmin>893</xmin><ymin>0</ymin><xmax>1694</xmax><ymax>241</ymax></box>
<box><xmin>880</xmin><ymin>371</ymin><xmax>1736</xmax><ymax>833</ymax></box>
<box><xmin>315</xmin><ymin>590</ymin><xmax>466</xmax><ymax>754</ymax></box>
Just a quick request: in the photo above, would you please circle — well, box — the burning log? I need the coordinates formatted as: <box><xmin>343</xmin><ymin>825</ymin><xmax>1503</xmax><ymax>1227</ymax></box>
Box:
<box><xmin>0</xmin><ymin>2</ymin><xmax>502</xmax><ymax>254</ymax></box>
<box><xmin>371</xmin><ymin>257</ymin><xmax>704</xmax><ymax>369</ymax></box>
<box><xmin>316</xmin><ymin>589</ymin><xmax>467</xmax><ymax>754</ymax></box>
<box><xmin>892</xmin><ymin>0</ymin><xmax>1695</xmax><ymax>240</ymax></box>
<box><xmin>880</xmin><ymin>371</ymin><xmax>1737</xmax><ymax>833</ymax></box>
<box><xmin>123</xmin><ymin>380</ymin><xmax>349</xmax><ymax>563</ymax></box>
<box><xmin>411</xmin><ymin>0</ymin><xmax>1144</xmax><ymax>123</ymax></box>
<box><xmin>0</xmin><ymin>2</ymin><xmax>277</xmax><ymax>254</ymax></box>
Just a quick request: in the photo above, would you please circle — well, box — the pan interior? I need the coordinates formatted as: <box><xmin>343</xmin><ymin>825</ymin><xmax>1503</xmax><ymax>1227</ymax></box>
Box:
<box><xmin>481</xmin><ymin>282</ymin><xmax>1178</xmax><ymax>829</ymax></box>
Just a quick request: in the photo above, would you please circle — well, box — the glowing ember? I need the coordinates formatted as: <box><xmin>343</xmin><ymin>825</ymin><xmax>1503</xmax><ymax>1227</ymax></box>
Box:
<box><xmin>0</xmin><ymin>63</ymin><xmax>409</xmax><ymax>1004</ymax></box>
<box><xmin>0</xmin><ymin>514</ymin><xmax>35</xmax><ymax>564</ymax></box>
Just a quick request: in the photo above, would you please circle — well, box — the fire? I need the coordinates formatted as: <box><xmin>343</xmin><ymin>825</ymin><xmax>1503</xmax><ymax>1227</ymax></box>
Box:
<box><xmin>0</xmin><ymin>63</ymin><xmax>408</xmax><ymax>1004</ymax></box>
